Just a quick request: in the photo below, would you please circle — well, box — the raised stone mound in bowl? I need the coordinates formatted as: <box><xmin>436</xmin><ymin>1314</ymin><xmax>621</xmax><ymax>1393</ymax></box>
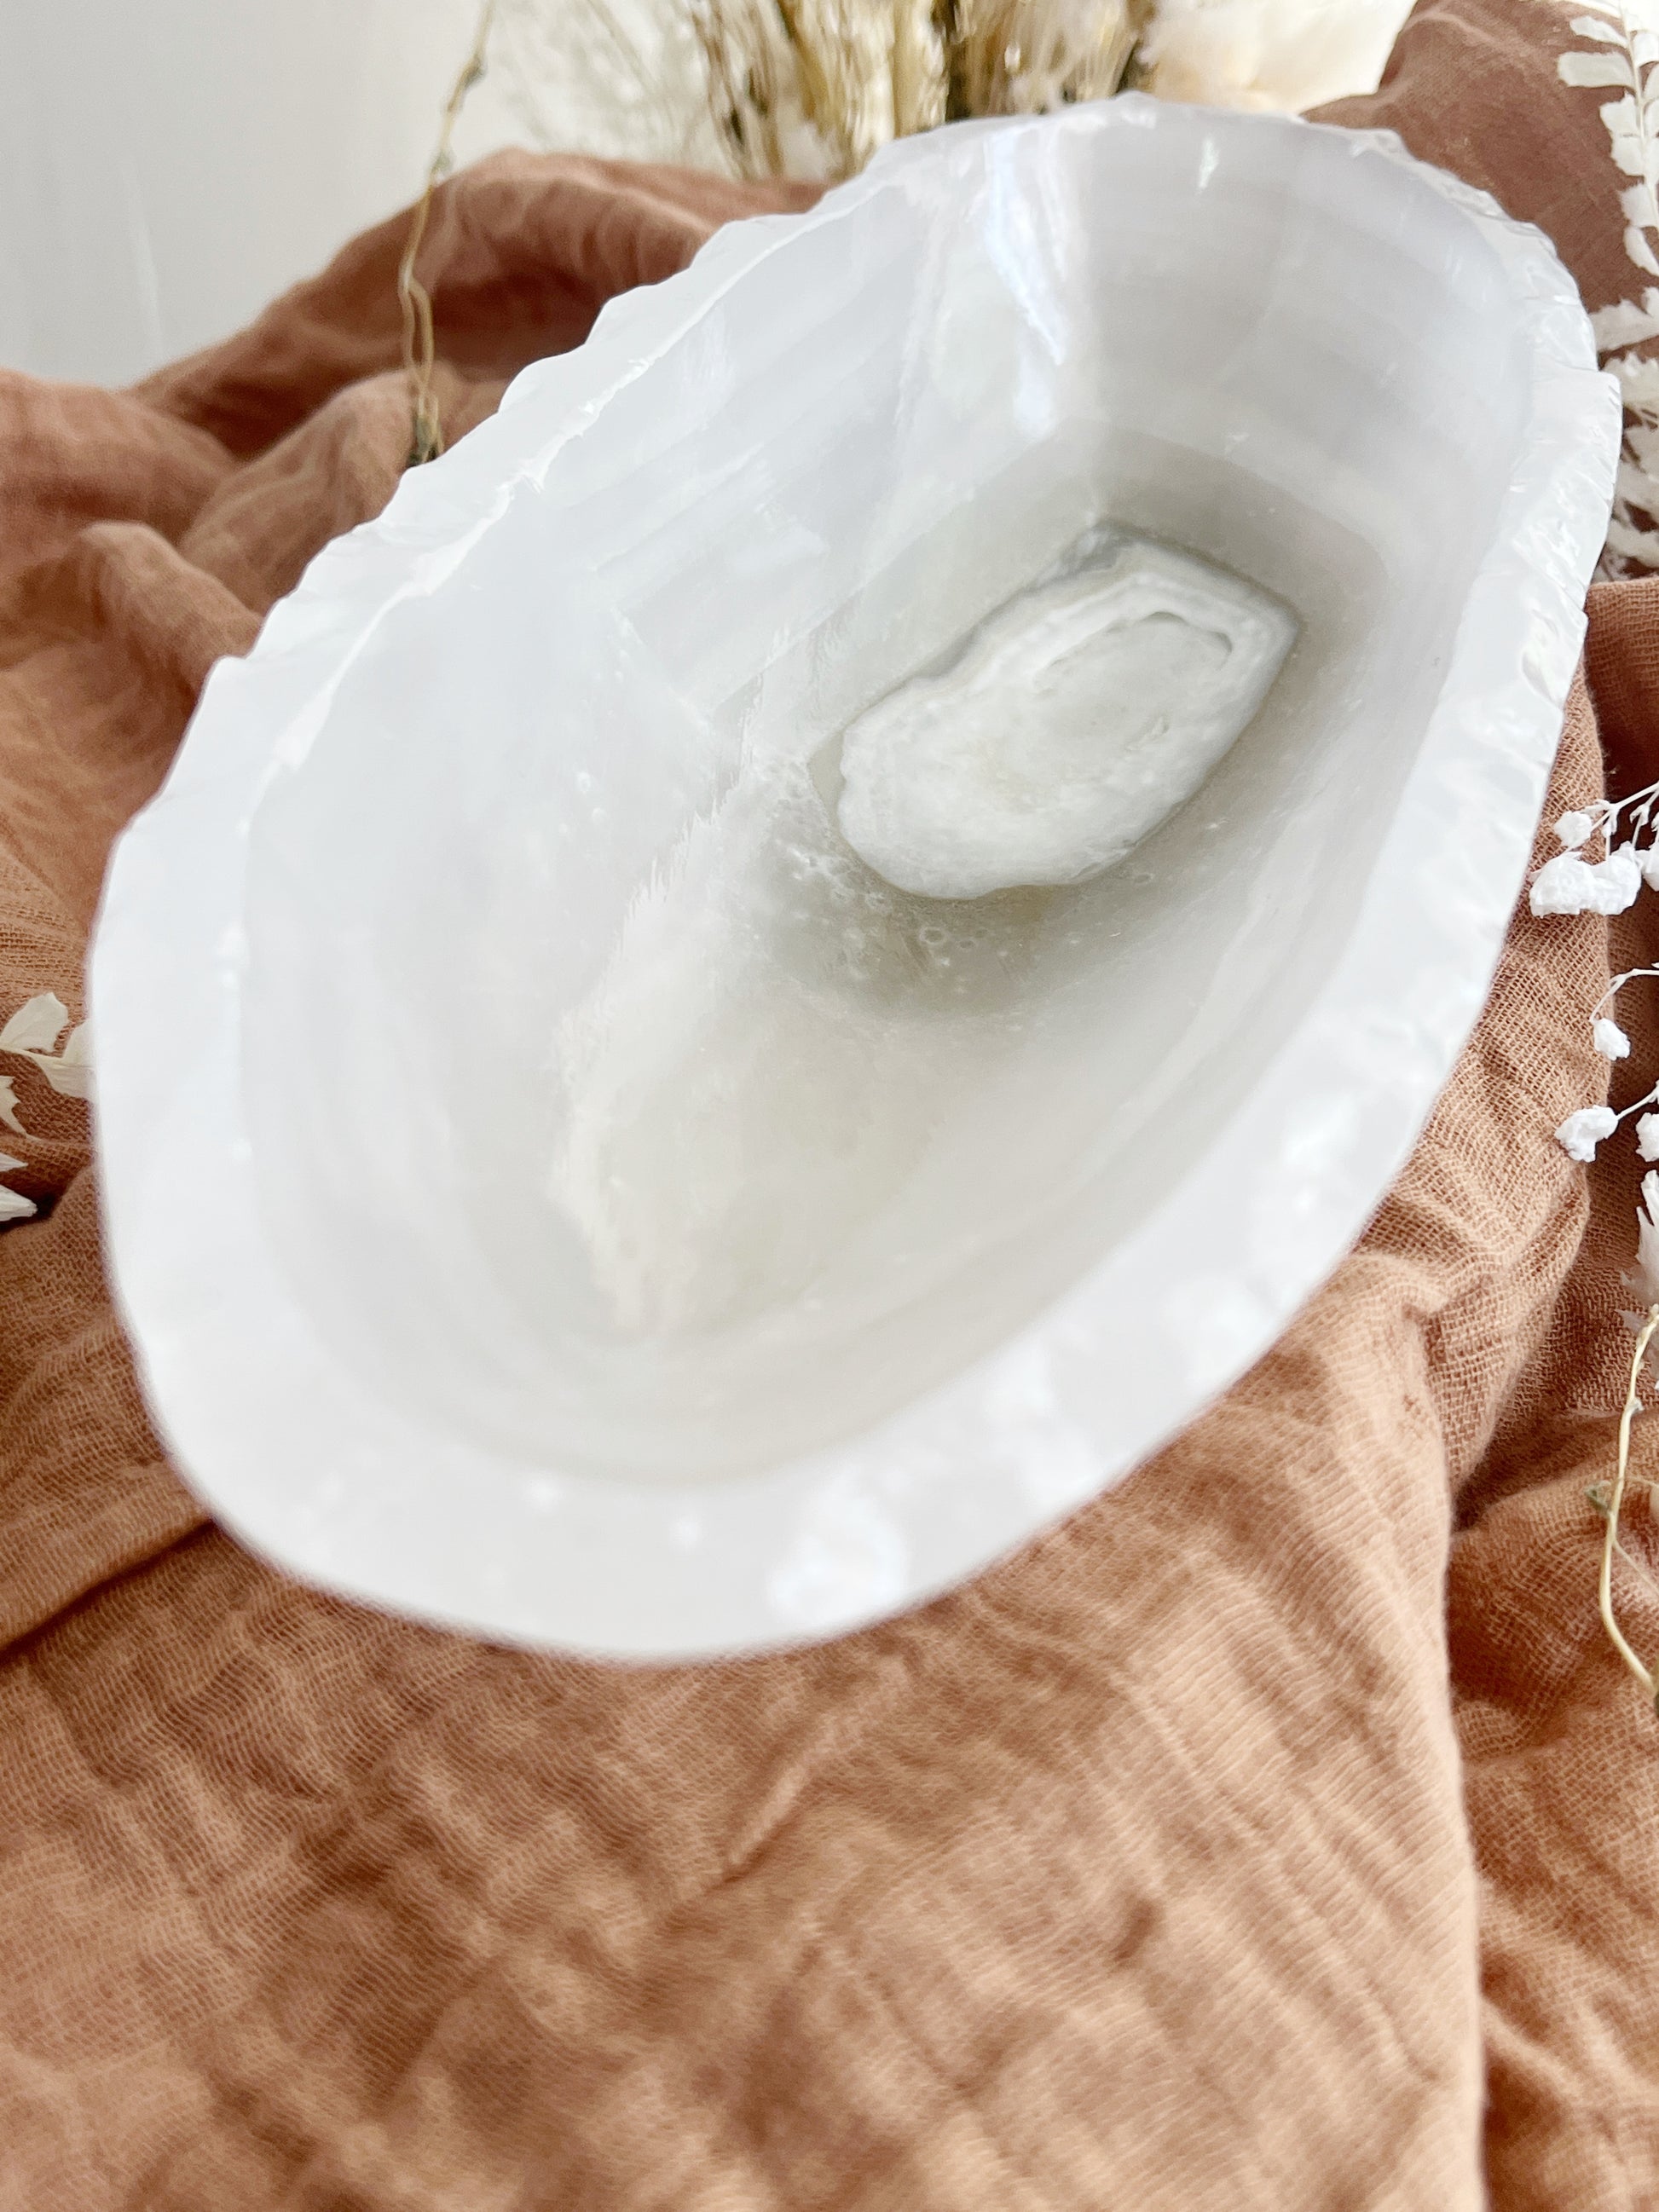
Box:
<box><xmin>91</xmin><ymin>100</ymin><xmax>1619</xmax><ymax>1656</ymax></box>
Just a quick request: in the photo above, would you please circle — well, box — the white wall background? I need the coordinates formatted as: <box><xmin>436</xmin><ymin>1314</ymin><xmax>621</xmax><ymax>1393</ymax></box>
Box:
<box><xmin>0</xmin><ymin>0</ymin><xmax>585</xmax><ymax>386</ymax></box>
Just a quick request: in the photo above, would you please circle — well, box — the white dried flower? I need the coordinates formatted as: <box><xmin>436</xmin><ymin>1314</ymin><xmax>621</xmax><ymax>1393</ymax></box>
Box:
<box><xmin>0</xmin><ymin>992</ymin><xmax>68</xmax><ymax>1055</ymax></box>
<box><xmin>1591</xmin><ymin>846</ymin><xmax>1643</xmax><ymax>913</ymax></box>
<box><xmin>1557</xmin><ymin>1105</ymin><xmax>1619</xmax><ymax>1161</ymax></box>
<box><xmin>0</xmin><ymin>996</ymin><xmax>92</xmax><ymax>1103</ymax></box>
<box><xmin>17</xmin><ymin>1038</ymin><xmax>91</xmax><ymax>1099</ymax></box>
<box><xmin>49</xmin><ymin>1021</ymin><xmax>92</xmax><ymax>1099</ymax></box>
<box><xmin>0</xmin><ymin>1148</ymin><xmax>33</xmax><ymax>1225</ymax></box>
<box><xmin>1555</xmin><ymin>810</ymin><xmax>1595</xmax><ymax>847</ymax></box>
<box><xmin>1639</xmin><ymin>1112</ymin><xmax>1659</xmax><ymax>1161</ymax></box>
<box><xmin>1595</xmin><ymin>1017</ymin><xmax>1633</xmax><ymax>1059</ymax></box>
<box><xmin>1531</xmin><ymin>855</ymin><xmax>1598</xmax><ymax>914</ymax></box>
<box><xmin>1631</xmin><ymin>1170</ymin><xmax>1659</xmax><ymax>1308</ymax></box>
<box><xmin>1529</xmin><ymin>846</ymin><xmax>1644</xmax><ymax>915</ymax></box>
<box><xmin>1136</xmin><ymin>0</ymin><xmax>1413</xmax><ymax>112</ymax></box>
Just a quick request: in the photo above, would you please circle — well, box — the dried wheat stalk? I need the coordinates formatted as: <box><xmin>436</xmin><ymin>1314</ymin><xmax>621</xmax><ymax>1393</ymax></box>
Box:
<box><xmin>402</xmin><ymin>0</ymin><xmax>1145</xmax><ymax>450</ymax></box>
<box><xmin>691</xmin><ymin>0</ymin><xmax>1147</xmax><ymax>181</ymax></box>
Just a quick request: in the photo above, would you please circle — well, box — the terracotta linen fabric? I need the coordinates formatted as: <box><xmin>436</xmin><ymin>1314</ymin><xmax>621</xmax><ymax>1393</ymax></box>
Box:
<box><xmin>1315</xmin><ymin>0</ymin><xmax>1659</xmax><ymax>570</ymax></box>
<box><xmin>1315</xmin><ymin>0</ymin><xmax>1639</xmax><ymax>318</ymax></box>
<box><xmin>2</xmin><ymin>39</ymin><xmax>1657</xmax><ymax>2212</ymax></box>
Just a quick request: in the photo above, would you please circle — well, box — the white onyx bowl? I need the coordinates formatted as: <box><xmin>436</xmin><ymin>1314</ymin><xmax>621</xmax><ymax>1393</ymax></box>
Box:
<box><xmin>91</xmin><ymin>101</ymin><xmax>1618</xmax><ymax>1658</ymax></box>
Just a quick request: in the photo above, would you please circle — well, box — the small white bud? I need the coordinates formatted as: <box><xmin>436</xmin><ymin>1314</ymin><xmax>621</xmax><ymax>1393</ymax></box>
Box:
<box><xmin>1529</xmin><ymin>848</ymin><xmax>1644</xmax><ymax>915</ymax></box>
<box><xmin>1530</xmin><ymin>855</ymin><xmax>1599</xmax><ymax>914</ymax></box>
<box><xmin>1556</xmin><ymin>1105</ymin><xmax>1618</xmax><ymax>1161</ymax></box>
<box><xmin>1554</xmin><ymin>810</ymin><xmax>1594</xmax><ymax>848</ymax></box>
<box><xmin>1592</xmin><ymin>847</ymin><xmax>1645</xmax><ymax>914</ymax></box>
<box><xmin>1637</xmin><ymin>1112</ymin><xmax>1659</xmax><ymax>1162</ymax></box>
<box><xmin>1594</xmin><ymin>1017</ymin><xmax>1633</xmax><ymax>1060</ymax></box>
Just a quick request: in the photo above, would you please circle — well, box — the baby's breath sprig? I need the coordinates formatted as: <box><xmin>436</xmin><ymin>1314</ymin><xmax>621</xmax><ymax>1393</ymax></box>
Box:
<box><xmin>1536</xmin><ymin>791</ymin><xmax>1659</xmax><ymax>1709</ymax></box>
<box><xmin>1530</xmin><ymin>780</ymin><xmax>1659</xmax><ymax>922</ymax></box>
<box><xmin>1554</xmin><ymin>966</ymin><xmax>1659</xmax><ymax>1162</ymax></box>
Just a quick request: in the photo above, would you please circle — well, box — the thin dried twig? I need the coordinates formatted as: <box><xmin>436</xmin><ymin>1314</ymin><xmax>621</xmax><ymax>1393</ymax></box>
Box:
<box><xmin>400</xmin><ymin>0</ymin><xmax>500</xmax><ymax>465</ymax></box>
<box><xmin>1600</xmin><ymin>1303</ymin><xmax>1659</xmax><ymax>1711</ymax></box>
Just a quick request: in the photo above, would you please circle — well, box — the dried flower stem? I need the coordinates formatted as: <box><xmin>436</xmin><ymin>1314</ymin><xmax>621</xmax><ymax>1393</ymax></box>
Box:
<box><xmin>1601</xmin><ymin>1302</ymin><xmax>1659</xmax><ymax>1711</ymax></box>
<box><xmin>400</xmin><ymin>0</ymin><xmax>500</xmax><ymax>466</ymax></box>
<box><xmin>691</xmin><ymin>0</ymin><xmax>1144</xmax><ymax>182</ymax></box>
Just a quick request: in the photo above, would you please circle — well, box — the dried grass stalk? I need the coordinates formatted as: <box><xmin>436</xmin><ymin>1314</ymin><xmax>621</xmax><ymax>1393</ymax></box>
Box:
<box><xmin>401</xmin><ymin>0</ymin><xmax>1142</xmax><ymax>447</ymax></box>
<box><xmin>401</xmin><ymin>0</ymin><xmax>500</xmax><ymax>465</ymax></box>
<box><xmin>692</xmin><ymin>0</ymin><xmax>1147</xmax><ymax>181</ymax></box>
<box><xmin>1592</xmin><ymin>1303</ymin><xmax>1659</xmax><ymax>1713</ymax></box>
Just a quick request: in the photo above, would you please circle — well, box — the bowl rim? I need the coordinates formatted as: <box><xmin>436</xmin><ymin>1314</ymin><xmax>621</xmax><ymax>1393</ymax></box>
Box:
<box><xmin>90</xmin><ymin>98</ymin><xmax>1621</xmax><ymax>1658</ymax></box>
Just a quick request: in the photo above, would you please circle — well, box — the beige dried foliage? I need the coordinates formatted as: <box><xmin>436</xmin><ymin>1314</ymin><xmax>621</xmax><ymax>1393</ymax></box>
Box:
<box><xmin>400</xmin><ymin>0</ymin><xmax>1147</xmax><ymax>459</ymax></box>
<box><xmin>691</xmin><ymin>0</ymin><xmax>1147</xmax><ymax>180</ymax></box>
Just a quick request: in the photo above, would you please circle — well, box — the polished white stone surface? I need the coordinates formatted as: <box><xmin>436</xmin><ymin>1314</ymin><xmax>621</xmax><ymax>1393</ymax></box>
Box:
<box><xmin>90</xmin><ymin>101</ymin><xmax>1619</xmax><ymax>1656</ymax></box>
